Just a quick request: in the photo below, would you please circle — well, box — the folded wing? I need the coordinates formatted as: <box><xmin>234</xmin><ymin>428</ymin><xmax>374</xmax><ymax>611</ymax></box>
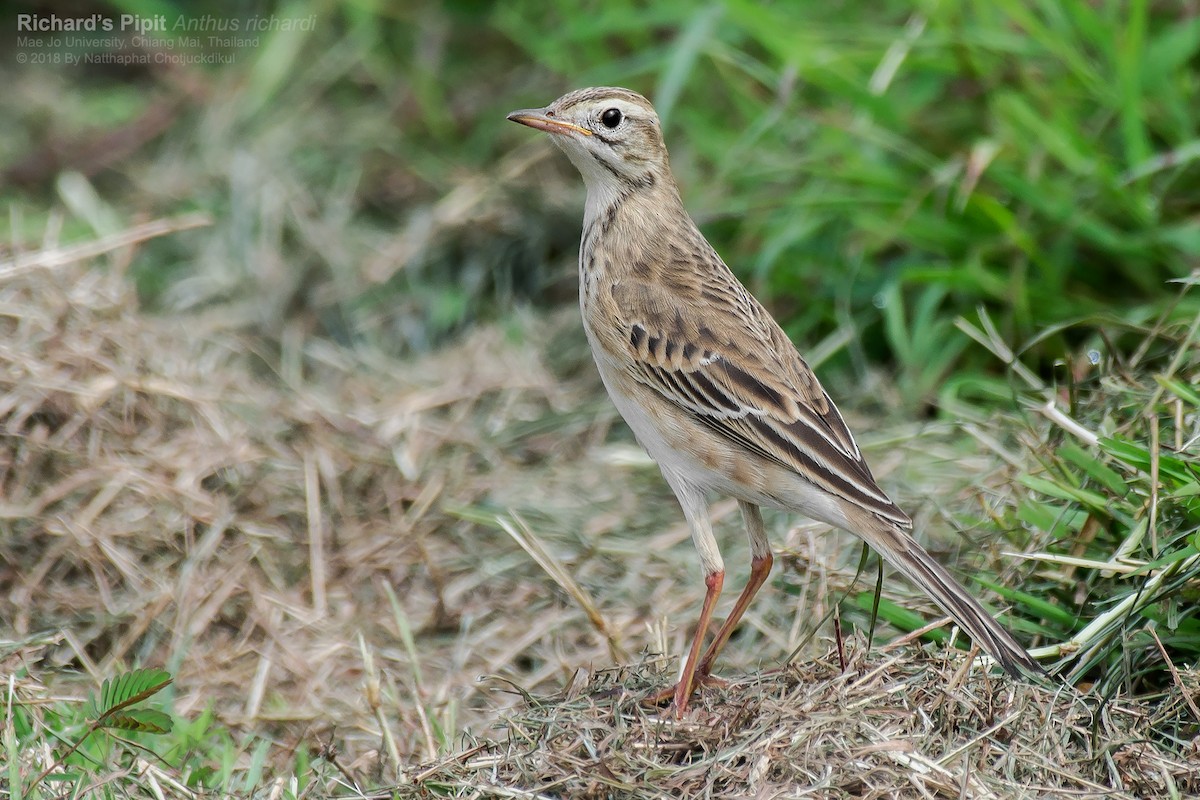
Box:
<box><xmin>620</xmin><ymin>294</ymin><xmax>910</xmax><ymax>529</ymax></box>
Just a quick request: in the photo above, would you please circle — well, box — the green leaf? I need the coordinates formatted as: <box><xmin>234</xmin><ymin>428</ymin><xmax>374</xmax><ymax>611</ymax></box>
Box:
<box><xmin>1058</xmin><ymin>441</ymin><xmax>1129</xmax><ymax>496</ymax></box>
<box><xmin>1155</xmin><ymin>376</ymin><xmax>1200</xmax><ymax>408</ymax></box>
<box><xmin>101</xmin><ymin>709</ymin><xmax>173</xmax><ymax>734</ymax></box>
<box><xmin>1141</xmin><ymin>15</ymin><xmax>1200</xmax><ymax>79</ymax></box>
<box><xmin>655</xmin><ymin>3</ymin><xmax>723</xmax><ymax>129</ymax></box>
<box><xmin>95</xmin><ymin>668</ymin><xmax>173</xmax><ymax>720</ymax></box>
<box><xmin>993</xmin><ymin>92</ymin><xmax>1095</xmax><ymax>176</ymax></box>
<box><xmin>1016</xmin><ymin>498</ymin><xmax>1062</xmax><ymax>534</ymax></box>
<box><xmin>853</xmin><ymin>593</ymin><xmax>949</xmax><ymax>644</ymax></box>
<box><xmin>1115</xmin><ymin>0</ymin><xmax>1150</xmax><ymax>169</ymax></box>
<box><xmin>974</xmin><ymin>578</ymin><xmax>1079</xmax><ymax>628</ymax></box>
<box><xmin>1100</xmin><ymin>437</ymin><xmax>1200</xmax><ymax>487</ymax></box>
<box><xmin>44</xmin><ymin>772</ymin><xmax>80</xmax><ymax>783</ymax></box>
<box><xmin>1129</xmin><ymin>544</ymin><xmax>1200</xmax><ymax>576</ymax></box>
<box><xmin>1018</xmin><ymin>474</ymin><xmax>1110</xmax><ymax>510</ymax></box>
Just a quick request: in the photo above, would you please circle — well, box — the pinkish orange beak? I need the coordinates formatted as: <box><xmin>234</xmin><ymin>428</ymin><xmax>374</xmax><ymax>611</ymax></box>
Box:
<box><xmin>506</xmin><ymin>108</ymin><xmax>592</xmax><ymax>137</ymax></box>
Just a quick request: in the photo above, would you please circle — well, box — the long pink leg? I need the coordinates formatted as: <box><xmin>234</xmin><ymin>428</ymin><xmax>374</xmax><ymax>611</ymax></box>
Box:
<box><xmin>671</xmin><ymin>568</ymin><xmax>724</xmax><ymax>714</ymax></box>
<box><xmin>645</xmin><ymin>474</ymin><xmax>728</xmax><ymax>714</ymax></box>
<box><xmin>645</xmin><ymin>567</ymin><xmax>726</xmax><ymax>712</ymax></box>
<box><xmin>697</xmin><ymin>553</ymin><xmax>772</xmax><ymax>678</ymax></box>
<box><xmin>697</xmin><ymin>502</ymin><xmax>772</xmax><ymax>679</ymax></box>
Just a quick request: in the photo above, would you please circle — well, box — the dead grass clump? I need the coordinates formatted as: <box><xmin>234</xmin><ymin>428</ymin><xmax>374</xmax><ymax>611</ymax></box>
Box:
<box><xmin>401</xmin><ymin>649</ymin><xmax>1198</xmax><ymax>799</ymax></box>
<box><xmin>0</xmin><ymin>221</ymin><xmax>601</xmax><ymax>767</ymax></box>
<box><xmin>0</xmin><ymin>226</ymin><xmax>908</xmax><ymax>780</ymax></box>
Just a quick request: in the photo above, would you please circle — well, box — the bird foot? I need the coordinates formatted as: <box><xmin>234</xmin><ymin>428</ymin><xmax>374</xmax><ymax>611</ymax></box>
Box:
<box><xmin>642</xmin><ymin>672</ymin><xmax>729</xmax><ymax>712</ymax></box>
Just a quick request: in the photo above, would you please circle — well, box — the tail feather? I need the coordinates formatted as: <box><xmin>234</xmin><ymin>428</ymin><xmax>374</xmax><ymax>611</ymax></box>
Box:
<box><xmin>844</xmin><ymin>507</ymin><xmax>1043</xmax><ymax>677</ymax></box>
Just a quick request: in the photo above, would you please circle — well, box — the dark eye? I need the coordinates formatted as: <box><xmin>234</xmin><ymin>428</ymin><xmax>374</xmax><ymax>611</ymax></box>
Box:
<box><xmin>601</xmin><ymin>108</ymin><xmax>623</xmax><ymax>128</ymax></box>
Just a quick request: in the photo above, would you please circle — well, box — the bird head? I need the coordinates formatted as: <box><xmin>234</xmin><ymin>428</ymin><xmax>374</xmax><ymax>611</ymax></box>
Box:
<box><xmin>507</xmin><ymin>87</ymin><xmax>670</xmax><ymax>194</ymax></box>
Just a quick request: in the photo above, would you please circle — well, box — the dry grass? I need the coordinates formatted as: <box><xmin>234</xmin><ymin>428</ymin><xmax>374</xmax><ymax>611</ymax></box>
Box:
<box><xmin>0</xmin><ymin>220</ymin><xmax>588</xmax><ymax>766</ymax></box>
<box><xmin>398</xmin><ymin>650</ymin><xmax>1199</xmax><ymax>799</ymax></box>
<box><xmin>2</xmin><ymin>222</ymin><xmax>1195</xmax><ymax>797</ymax></box>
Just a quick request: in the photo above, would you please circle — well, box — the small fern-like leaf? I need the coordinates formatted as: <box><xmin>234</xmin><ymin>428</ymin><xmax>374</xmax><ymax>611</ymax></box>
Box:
<box><xmin>100</xmin><ymin>709</ymin><xmax>173</xmax><ymax>734</ymax></box>
<box><xmin>94</xmin><ymin>668</ymin><xmax>172</xmax><ymax>721</ymax></box>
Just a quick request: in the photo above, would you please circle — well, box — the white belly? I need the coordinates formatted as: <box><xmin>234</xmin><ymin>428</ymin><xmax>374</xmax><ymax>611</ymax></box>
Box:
<box><xmin>586</xmin><ymin>336</ymin><xmax>851</xmax><ymax>530</ymax></box>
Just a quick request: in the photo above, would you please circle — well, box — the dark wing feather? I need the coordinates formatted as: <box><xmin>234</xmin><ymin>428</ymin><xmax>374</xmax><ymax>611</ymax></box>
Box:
<box><xmin>621</xmin><ymin>294</ymin><xmax>909</xmax><ymax>527</ymax></box>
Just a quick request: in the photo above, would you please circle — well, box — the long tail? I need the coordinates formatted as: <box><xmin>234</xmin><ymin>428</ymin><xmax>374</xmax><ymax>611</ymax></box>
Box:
<box><xmin>843</xmin><ymin>507</ymin><xmax>1044</xmax><ymax>677</ymax></box>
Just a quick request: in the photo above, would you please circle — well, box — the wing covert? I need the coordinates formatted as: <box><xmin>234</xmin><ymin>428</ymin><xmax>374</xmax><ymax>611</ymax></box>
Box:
<box><xmin>623</xmin><ymin>316</ymin><xmax>908</xmax><ymax>525</ymax></box>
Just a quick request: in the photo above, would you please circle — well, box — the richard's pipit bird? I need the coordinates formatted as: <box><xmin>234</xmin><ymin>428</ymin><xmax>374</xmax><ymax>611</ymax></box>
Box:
<box><xmin>507</xmin><ymin>87</ymin><xmax>1042</xmax><ymax>714</ymax></box>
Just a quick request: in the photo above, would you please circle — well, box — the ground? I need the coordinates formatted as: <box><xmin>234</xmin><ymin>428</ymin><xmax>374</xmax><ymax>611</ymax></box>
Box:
<box><xmin>3</xmin><ymin>222</ymin><xmax>1198</xmax><ymax>797</ymax></box>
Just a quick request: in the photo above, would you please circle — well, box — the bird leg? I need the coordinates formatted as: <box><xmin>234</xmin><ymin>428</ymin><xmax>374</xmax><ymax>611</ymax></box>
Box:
<box><xmin>644</xmin><ymin>568</ymin><xmax>724</xmax><ymax>713</ymax></box>
<box><xmin>642</xmin><ymin>475</ymin><xmax>731</xmax><ymax>714</ymax></box>
<box><xmin>696</xmin><ymin>552</ymin><xmax>772</xmax><ymax>679</ymax></box>
<box><xmin>646</xmin><ymin>501</ymin><xmax>774</xmax><ymax>713</ymax></box>
<box><xmin>673</xmin><ymin>568</ymin><xmax>724</xmax><ymax>713</ymax></box>
<box><xmin>697</xmin><ymin>501</ymin><xmax>772</xmax><ymax>679</ymax></box>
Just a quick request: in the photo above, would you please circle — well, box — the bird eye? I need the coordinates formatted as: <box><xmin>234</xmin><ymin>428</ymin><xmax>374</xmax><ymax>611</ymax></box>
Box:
<box><xmin>601</xmin><ymin>108</ymin><xmax>623</xmax><ymax>128</ymax></box>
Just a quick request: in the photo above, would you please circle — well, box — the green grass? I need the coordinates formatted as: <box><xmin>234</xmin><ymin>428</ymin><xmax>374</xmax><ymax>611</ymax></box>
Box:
<box><xmin>950</xmin><ymin>313</ymin><xmax>1200</xmax><ymax>696</ymax></box>
<box><xmin>2</xmin><ymin>664</ymin><xmax>330</xmax><ymax>798</ymax></box>
<box><xmin>496</xmin><ymin>0</ymin><xmax>1200</xmax><ymax>395</ymax></box>
<box><xmin>6</xmin><ymin>1</ymin><xmax>1197</xmax><ymax>392</ymax></box>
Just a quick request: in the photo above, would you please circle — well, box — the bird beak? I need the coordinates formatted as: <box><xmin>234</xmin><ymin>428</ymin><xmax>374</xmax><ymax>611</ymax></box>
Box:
<box><xmin>506</xmin><ymin>108</ymin><xmax>593</xmax><ymax>137</ymax></box>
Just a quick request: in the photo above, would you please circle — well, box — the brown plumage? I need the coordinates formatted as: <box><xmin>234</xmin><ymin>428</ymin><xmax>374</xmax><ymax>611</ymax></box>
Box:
<box><xmin>507</xmin><ymin>87</ymin><xmax>1042</xmax><ymax>714</ymax></box>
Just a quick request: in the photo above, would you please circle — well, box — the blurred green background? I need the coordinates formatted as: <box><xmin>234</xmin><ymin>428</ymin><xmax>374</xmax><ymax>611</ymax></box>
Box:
<box><xmin>6</xmin><ymin>0</ymin><xmax>1198</xmax><ymax>411</ymax></box>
